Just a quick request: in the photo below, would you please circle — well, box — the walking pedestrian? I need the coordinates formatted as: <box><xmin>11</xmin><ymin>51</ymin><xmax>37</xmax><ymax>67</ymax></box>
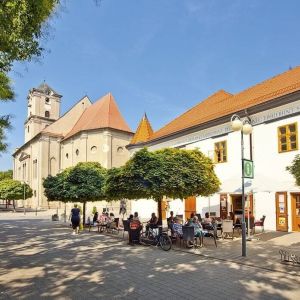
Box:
<box><xmin>70</xmin><ymin>204</ymin><xmax>80</xmax><ymax>235</ymax></box>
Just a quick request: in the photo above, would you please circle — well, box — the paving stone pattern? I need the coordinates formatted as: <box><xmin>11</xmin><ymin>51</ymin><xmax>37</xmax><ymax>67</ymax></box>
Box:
<box><xmin>0</xmin><ymin>216</ymin><xmax>299</xmax><ymax>300</ymax></box>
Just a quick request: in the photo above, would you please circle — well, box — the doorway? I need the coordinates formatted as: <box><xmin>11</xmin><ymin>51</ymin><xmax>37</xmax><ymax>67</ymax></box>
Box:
<box><xmin>291</xmin><ymin>193</ymin><xmax>300</xmax><ymax>232</ymax></box>
<box><xmin>275</xmin><ymin>192</ymin><xmax>288</xmax><ymax>232</ymax></box>
<box><xmin>230</xmin><ymin>194</ymin><xmax>253</xmax><ymax>222</ymax></box>
<box><xmin>185</xmin><ymin>196</ymin><xmax>196</xmax><ymax>220</ymax></box>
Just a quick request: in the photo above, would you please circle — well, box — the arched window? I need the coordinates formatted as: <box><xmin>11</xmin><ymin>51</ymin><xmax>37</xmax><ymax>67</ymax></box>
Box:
<box><xmin>91</xmin><ymin>146</ymin><xmax>97</xmax><ymax>153</ymax></box>
<box><xmin>50</xmin><ymin>157</ymin><xmax>56</xmax><ymax>176</ymax></box>
<box><xmin>45</xmin><ymin>111</ymin><xmax>50</xmax><ymax>118</ymax></box>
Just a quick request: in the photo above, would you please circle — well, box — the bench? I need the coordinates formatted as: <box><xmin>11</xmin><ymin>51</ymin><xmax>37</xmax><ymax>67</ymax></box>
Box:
<box><xmin>279</xmin><ymin>249</ymin><xmax>300</xmax><ymax>265</ymax></box>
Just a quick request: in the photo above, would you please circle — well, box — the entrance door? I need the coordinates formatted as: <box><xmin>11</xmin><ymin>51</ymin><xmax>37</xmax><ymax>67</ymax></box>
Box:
<box><xmin>185</xmin><ymin>196</ymin><xmax>196</xmax><ymax>220</ymax></box>
<box><xmin>291</xmin><ymin>193</ymin><xmax>300</xmax><ymax>232</ymax></box>
<box><xmin>276</xmin><ymin>192</ymin><xmax>288</xmax><ymax>232</ymax></box>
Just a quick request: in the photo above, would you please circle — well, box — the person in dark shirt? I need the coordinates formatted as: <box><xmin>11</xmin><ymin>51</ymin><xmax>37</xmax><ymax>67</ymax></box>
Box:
<box><xmin>93</xmin><ymin>211</ymin><xmax>99</xmax><ymax>224</ymax></box>
<box><xmin>70</xmin><ymin>204</ymin><xmax>80</xmax><ymax>235</ymax></box>
<box><xmin>167</xmin><ymin>211</ymin><xmax>175</xmax><ymax>229</ymax></box>
<box><xmin>127</xmin><ymin>214</ymin><xmax>134</xmax><ymax>222</ymax></box>
<box><xmin>146</xmin><ymin>212</ymin><xmax>158</xmax><ymax>236</ymax></box>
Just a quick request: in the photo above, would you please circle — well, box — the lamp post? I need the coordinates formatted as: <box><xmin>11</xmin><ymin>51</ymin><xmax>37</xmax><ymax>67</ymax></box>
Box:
<box><xmin>231</xmin><ymin>114</ymin><xmax>253</xmax><ymax>257</ymax></box>
<box><xmin>23</xmin><ymin>181</ymin><xmax>27</xmax><ymax>215</ymax></box>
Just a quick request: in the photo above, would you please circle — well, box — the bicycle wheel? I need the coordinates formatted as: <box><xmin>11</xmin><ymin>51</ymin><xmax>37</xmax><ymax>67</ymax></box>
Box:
<box><xmin>140</xmin><ymin>230</ymin><xmax>152</xmax><ymax>246</ymax></box>
<box><xmin>159</xmin><ymin>234</ymin><xmax>172</xmax><ymax>251</ymax></box>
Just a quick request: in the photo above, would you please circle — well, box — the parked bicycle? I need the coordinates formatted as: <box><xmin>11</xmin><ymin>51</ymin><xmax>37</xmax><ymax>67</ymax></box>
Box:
<box><xmin>140</xmin><ymin>226</ymin><xmax>172</xmax><ymax>251</ymax></box>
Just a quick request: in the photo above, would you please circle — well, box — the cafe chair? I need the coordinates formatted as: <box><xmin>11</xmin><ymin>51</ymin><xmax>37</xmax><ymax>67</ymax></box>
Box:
<box><xmin>222</xmin><ymin>219</ymin><xmax>234</xmax><ymax>239</ymax></box>
<box><xmin>253</xmin><ymin>215</ymin><xmax>266</xmax><ymax>233</ymax></box>
<box><xmin>182</xmin><ymin>225</ymin><xmax>196</xmax><ymax>248</ymax></box>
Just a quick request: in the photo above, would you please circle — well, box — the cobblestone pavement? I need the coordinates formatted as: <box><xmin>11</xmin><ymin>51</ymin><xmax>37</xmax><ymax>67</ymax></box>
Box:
<box><xmin>0</xmin><ymin>215</ymin><xmax>299</xmax><ymax>300</ymax></box>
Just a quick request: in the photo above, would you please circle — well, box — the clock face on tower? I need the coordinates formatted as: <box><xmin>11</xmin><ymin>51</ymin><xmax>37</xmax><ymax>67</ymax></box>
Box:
<box><xmin>102</xmin><ymin>144</ymin><xmax>110</xmax><ymax>153</ymax></box>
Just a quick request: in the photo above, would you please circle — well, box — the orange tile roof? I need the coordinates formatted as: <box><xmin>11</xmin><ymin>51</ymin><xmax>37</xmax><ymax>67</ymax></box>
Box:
<box><xmin>130</xmin><ymin>113</ymin><xmax>154</xmax><ymax>144</ymax></box>
<box><xmin>150</xmin><ymin>66</ymin><xmax>300</xmax><ymax>141</ymax></box>
<box><xmin>64</xmin><ymin>93</ymin><xmax>132</xmax><ymax>140</ymax></box>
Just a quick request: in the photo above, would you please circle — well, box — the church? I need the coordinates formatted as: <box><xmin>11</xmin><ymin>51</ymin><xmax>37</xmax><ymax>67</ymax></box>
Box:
<box><xmin>12</xmin><ymin>83</ymin><xmax>134</xmax><ymax>209</ymax></box>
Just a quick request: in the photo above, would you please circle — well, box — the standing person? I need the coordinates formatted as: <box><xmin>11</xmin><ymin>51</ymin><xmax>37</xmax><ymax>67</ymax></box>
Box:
<box><xmin>70</xmin><ymin>204</ymin><xmax>80</xmax><ymax>235</ymax></box>
<box><xmin>167</xmin><ymin>211</ymin><xmax>175</xmax><ymax>229</ymax></box>
<box><xmin>93</xmin><ymin>210</ymin><xmax>99</xmax><ymax>225</ymax></box>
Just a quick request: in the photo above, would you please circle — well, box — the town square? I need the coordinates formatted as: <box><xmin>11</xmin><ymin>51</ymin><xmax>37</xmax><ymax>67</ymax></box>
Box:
<box><xmin>1</xmin><ymin>1</ymin><xmax>300</xmax><ymax>299</ymax></box>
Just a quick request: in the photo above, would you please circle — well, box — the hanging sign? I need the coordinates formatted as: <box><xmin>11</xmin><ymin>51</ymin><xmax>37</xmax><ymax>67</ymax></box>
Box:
<box><xmin>243</xmin><ymin>159</ymin><xmax>254</xmax><ymax>179</ymax></box>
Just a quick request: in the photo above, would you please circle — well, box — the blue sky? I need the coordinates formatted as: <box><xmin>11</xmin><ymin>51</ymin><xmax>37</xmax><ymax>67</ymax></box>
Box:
<box><xmin>1</xmin><ymin>0</ymin><xmax>300</xmax><ymax>170</ymax></box>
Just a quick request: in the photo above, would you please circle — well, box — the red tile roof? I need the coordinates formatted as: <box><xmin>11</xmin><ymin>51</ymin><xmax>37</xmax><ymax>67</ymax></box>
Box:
<box><xmin>64</xmin><ymin>93</ymin><xmax>132</xmax><ymax>140</ymax></box>
<box><xmin>150</xmin><ymin>66</ymin><xmax>300</xmax><ymax>141</ymax></box>
<box><xmin>130</xmin><ymin>113</ymin><xmax>153</xmax><ymax>144</ymax></box>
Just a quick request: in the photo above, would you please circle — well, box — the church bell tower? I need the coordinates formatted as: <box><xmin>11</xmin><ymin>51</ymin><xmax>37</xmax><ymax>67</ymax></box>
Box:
<box><xmin>24</xmin><ymin>82</ymin><xmax>62</xmax><ymax>143</ymax></box>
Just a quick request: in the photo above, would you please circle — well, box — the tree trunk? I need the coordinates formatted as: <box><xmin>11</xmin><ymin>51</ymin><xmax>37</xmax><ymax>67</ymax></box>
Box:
<box><xmin>157</xmin><ymin>198</ymin><xmax>163</xmax><ymax>226</ymax></box>
<box><xmin>5</xmin><ymin>199</ymin><xmax>7</xmax><ymax>209</ymax></box>
<box><xmin>83</xmin><ymin>201</ymin><xmax>86</xmax><ymax>226</ymax></box>
<box><xmin>13</xmin><ymin>200</ymin><xmax>15</xmax><ymax>212</ymax></box>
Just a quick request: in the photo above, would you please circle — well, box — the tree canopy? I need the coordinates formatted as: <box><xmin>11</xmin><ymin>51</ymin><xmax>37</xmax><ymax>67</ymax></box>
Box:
<box><xmin>0</xmin><ymin>0</ymin><xmax>60</xmax><ymax>152</ymax></box>
<box><xmin>286</xmin><ymin>154</ymin><xmax>300</xmax><ymax>186</ymax></box>
<box><xmin>106</xmin><ymin>148</ymin><xmax>220</xmax><ymax>223</ymax></box>
<box><xmin>43</xmin><ymin>162</ymin><xmax>107</xmax><ymax>224</ymax></box>
<box><xmin>0</xmin><ymin>179</ymin><xmax>32</xmax><ymax>201</ymax></box>
<box><xmin>0</xmin><ymin>169</ymin><xmax>13</xmax><ymax>181</ymax></box>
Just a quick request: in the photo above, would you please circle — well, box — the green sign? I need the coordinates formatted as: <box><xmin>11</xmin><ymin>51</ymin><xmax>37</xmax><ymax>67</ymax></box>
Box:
<box><xmin>243</xmin><ymin>159</ymin><xmax>254</xmax><ymax>178</ymax></box>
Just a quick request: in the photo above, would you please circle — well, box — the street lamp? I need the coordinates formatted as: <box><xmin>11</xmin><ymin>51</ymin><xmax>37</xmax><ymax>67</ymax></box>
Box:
<box><xmin>23</xmin><ymin>181</ymin><xmax>27</xmax><ymax>215</ymax></box>
<box><xmin>231</xmin><ymin>114</ymin><xmax>253</xmax><ymax>257</ymax></box>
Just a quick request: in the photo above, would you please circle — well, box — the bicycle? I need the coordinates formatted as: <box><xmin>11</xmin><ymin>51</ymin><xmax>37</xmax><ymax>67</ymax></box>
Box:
<box><xmin>140</xmin><ymin>226</ymin><xmax>172</xmax><ymax>251</ymax></box>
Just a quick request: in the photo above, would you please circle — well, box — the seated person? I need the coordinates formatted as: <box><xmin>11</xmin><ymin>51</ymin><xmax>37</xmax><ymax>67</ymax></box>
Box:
<box><xmin>172</xmin><ymin>217</ymin><xmax>183</xmax><ymax>237</ymax></box>
<box><xmin>146</xmin><ymin>212</ymin><xmax>158</xmax><ymax>236</ymax></box>
<box><xmin>203</xmin><ymin>212</ymin><xmax>212</xmax><ymax>224</ymax></box>
<box><xmin>185</xmin><ymin>212</ymin><xmax>195</xmax><ymax>226</ymax></box>
<box><xmin>192</xmin><ymin>216</ymin><xmax>204</xmax><ymax>246</ymax></box>
<box><xmin>167</xmin><ymin>211</ymin><xmax>175</xmax><ymax>229</ymax></box>
<box><xmin>97</xmin><ymin>212</ymin><xmax>108</xmax><ymax>232</ymax></box>
<box><xmin>129</xmin><ymin>215</ymin><xmax>142</xmax><ymax>244</ymax></box>
<box><xmin>107</xmin><ymin>212</ymin><xmax>115</xmax><ymax>229</ymax></box>
<box><xmin>133</xmin><ymin>212</ymin><xmax>140</xmax><ymax>221</ymax></box>
<box><xmin>98</xmin><ymin>212</ymin><xmax>108</xmax><ymax>224</ymax></box>
<box><xmin>202</xmin><ymin>212</ymin><xmax>218</xmax><ymax>237</ymax></box>
<box><xmin>127</xmin><ymin>214</ymin><xmax>134</xmax><ymax>222</ymax></box>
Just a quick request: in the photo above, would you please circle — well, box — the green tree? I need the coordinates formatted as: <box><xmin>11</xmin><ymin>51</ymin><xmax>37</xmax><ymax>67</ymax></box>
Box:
<box><xmin>44</xmin><ymin>162</ymin><xmax>107</xmax><ymax>224</ymax></box>
<box><xmin>106</xmin><ymin>148</ymin><xmax>220</xmax><ymax>224</ymax></box>
<box><xmin>0</xmin><ymin>179</ymin><xmax>32</xmax><ymax>209</ymax></box>
<box><xmin>286</xmin><ymin>154</ymin><xmax>300</xmax><ymax>185</ymax></box>
<box><xmin>0</xmin><ymin>169</ymin><xmax>13</xmax><ymax>181</ymax></box>
<box><xmin>0</xmin><ymin>0</ymin><xmax>60</xmax><ymax>152</ymax></box>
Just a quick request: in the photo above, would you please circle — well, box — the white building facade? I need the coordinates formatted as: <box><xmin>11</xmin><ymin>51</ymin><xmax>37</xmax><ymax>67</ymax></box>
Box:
<box><xmin>128</xmin><ymin>67</ymin><xmax>300</xmax><ymax>232</ymax></box>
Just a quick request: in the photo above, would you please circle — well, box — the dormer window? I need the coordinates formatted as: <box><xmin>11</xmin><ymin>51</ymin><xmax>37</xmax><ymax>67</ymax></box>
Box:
<box><xmin>45</xmin><ymin>111</ymin><xmax>50</xmax><ymax>118</ymax></box>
